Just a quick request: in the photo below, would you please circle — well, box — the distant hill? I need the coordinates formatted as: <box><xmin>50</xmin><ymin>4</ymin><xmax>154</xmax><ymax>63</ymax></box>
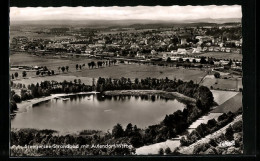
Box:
<box><xmin>11</xmin><ymin>18</ymin><xmax>241</xmax><ymax>27</ymax></box>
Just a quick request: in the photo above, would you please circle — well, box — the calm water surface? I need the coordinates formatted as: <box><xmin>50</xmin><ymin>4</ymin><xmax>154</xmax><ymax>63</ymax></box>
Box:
<box><xmin>11</xmin><ymin>94</ymin><xmax>185</xmax><ymax>132</ymax></box>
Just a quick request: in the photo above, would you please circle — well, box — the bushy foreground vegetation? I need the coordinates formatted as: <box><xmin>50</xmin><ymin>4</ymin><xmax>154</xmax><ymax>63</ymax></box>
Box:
<box><xmin>10</xmin><ymin>127</ymin><xmax>135</xmax><ymax>156</ymax></box>
<box><xmin>190</xmin><ymin>119</ymin><xmax>243</xmax><ymax>155</ymax></box>
<box><xmin>180</xmin><ymin>108</ymin><xmax>242</xmax><ymax>147</ymax></box>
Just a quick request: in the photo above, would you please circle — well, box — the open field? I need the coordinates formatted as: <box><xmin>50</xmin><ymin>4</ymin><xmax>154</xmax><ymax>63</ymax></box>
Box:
<box><xmin>9</xmin><ymin>30</ymin><xmax>74</xmax><ymax>41</ymax></box>
<box><xmin>211</xmin><ymin>90</ymin><xmax>239</xmax><ymax>105</ymax></box>
<box><xmin>136</xmin><ymin>140</ymin><xmax>180</xmax><ymax>155</ymax></box>
<box><xmin>201</xmin><ymin>77</ymin><xmax>242</xmax><ymax>91</ymax></box>
<box><xmin>12</xmin><ymin>75</ymin><xmax>93</xmax><ymax>87</ymax></box>
<box><xmin>11</xmin><ymin>53</ymin><xmax>207</xmax><ymax>86</ymax></box>
<box><xmin>211</xmin><ymin>92</ymin><xmax>242</xmax><ymax>113</ymax></box>
<box><xmin>197</xmin><ymin>52</ymin><xmax>242</xmax><ymax>61</ymax></box>
<box><xmin>70</xmin><ymin>63</ymin><xmax>206</xmax><ymax>82</ymax></box>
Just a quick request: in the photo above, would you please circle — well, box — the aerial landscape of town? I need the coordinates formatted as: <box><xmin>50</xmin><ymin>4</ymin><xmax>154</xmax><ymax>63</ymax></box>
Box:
<box><xmin>9</xmin><ymin>6</ymin><xmax>243</xmax><ymax>156</ymax></box>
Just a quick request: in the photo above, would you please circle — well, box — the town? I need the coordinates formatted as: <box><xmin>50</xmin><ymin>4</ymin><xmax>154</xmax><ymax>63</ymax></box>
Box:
<box><xmin>10</xmin><ymin>23</ymin><xmax>242</xmax><ymax>66</ymax></box>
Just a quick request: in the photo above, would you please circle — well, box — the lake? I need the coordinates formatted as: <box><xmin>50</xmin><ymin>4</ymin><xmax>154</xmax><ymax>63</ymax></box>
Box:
<box><xmin>11</xmin><ymin>94</ymin><xmax>185</xmax><ymax>133</ymax></box>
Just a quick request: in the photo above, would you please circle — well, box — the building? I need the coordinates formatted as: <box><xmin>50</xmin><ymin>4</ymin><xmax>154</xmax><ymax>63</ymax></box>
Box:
<box><xmin>214</xmin><ymin>47</ymin><xmax>220</xmax><ymax>52</ymax></box>
<box><xmin>220</xmin><ymin>47</ymin><xmax>226</xmax><ymax>52</ymax></box>
<box><xmin>208</xmin><ymin>47</ymin><xmax>214</xmax><ymax>51</ymax></box>
<box><xmin>226</xmin><ymin>48</ymin><xmax>231</xmax><ymax>52</ymax></box>
<box><xmin>192</xmin><ymin>47</ymin><xmax>202</xmax><ymax>53</ymax></box>
<box><xmin>176</xmin><ymin>48</ymin><xmax>187</xmax><ymax>54</ymax></box>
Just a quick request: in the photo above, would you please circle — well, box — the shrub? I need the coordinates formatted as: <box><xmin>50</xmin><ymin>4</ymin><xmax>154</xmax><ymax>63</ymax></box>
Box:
<box><xmin>207</xmin><ymin>119</ymin><xmax>217</xmax><ymax>129</ymax></box>
<box><xmin>232</xmin><ymin>120</ymin><xmax>242</xmax><ymax>133</ymax></box>
<box><xmin>209</xmin><ymin>138</ymin><xmax>218</xmax><ymax>147</ymax></box>
<box><xmin>193</xmin><ymin>144</ymin><xmax>203</xmax><ymax>154</ymax></box>
<box><xmin>165</xmin><ymin>147</ymin><xmax>172</xmax><ymax>155</ymax></box>
<box><xmin>180</xmin><ymin>136</ymin><xmax>188</xmax><ymax>146</ymax></box>
<box><xmin>10</xmin><ymin>100</ymin><xmax>17</xmax><ymax>112</ymax></box>
<box><xmin>201</xmin><ymin>143</ymin><xmax>211</xmax><ymax>152</ymax></box>
<box><xmin>225</xmin><ymin>126</ymin><xmax>234</xmax><ymax>141</ymax></box>
<box><xmin>218</xmin><ymin>113</ymin><xmax>228</xmax><ymax>122</ymax></box>
<box><xmin>12</xmin><ymin>94</ymin><xmax>21</xmax><ymax>103</ymax></box>
<box><xmin>204</xmin><ymin>147</ymin><xmax>217</xmax><ymax>154</ymax></box>
<box><xmin>158</xmin><ymin>148</ymin><xmax>164</xmax><ymax>155</ymax></box>
<box><xmin>187</xmin><ymin>130</ymin><xmax>201</xmax><ymax>143</ymax></box>
<box><xmin>214</xmin><ymin>72</ymin><xmax>220</xmax><ymax>78</ymax></box>
<box><xmin>172</xmin><ymin>147</ymin><xmax>180</xmax><ymax>155</ymax></box>
<box><xmin>196</xmin><ymin>123</ymin><xmax>209</xmax><ymax>137</ymax></box>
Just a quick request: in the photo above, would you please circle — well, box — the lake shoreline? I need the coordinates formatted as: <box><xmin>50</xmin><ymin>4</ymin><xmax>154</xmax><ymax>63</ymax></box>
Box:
<box><xmin>15</xmin><ymin>91</ymin><xmax>100</xmax><ymax>113</ymax></box>
<box><xmin>11</xmin><ymin>90</ymin><xmax>195</xmax><ymax>134</ymax></box>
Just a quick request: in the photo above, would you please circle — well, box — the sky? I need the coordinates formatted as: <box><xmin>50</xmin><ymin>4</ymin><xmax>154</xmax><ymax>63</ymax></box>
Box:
<box><xmin>10</xmin><ymin>5</ymin><xmax>242</xmax><ymax>21</ymax></box>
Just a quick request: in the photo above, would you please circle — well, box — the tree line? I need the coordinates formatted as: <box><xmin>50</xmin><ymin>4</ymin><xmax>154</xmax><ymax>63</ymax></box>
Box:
<box><xmin>96</xmin><ymin>77</ymin><xmax>214</xmax><ymax>110</ymax></box>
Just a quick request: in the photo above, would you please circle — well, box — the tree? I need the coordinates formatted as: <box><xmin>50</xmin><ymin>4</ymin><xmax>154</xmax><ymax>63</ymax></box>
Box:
<box><xmin>78</xmin><ymin>79</ymin><xmax>81</xmax><ymax>84</ymax></box>
<box><xmin>66</xmin><ymin>66</ymin><xmax>69</xmax><ymax>72</ymax></box>
<box><xmin>214</xmin><ymin>72</ymin><xmax>220</xmax><ymax>78</ymax></box>
<box><xmin>58</xmin><ymin>66</ymin><xmax>61</xmax><ymax>73</ymax></box>
<box><xmin>88</xmin><ymin>62</ymin><xmax>91</xmax><ymax>69</ymax></box>
<box><xmin>22</xmin><ymin>71</ymin><xmax>27</xmax><ymax>77</ymax></box>
<box><xmin>180</xmin><ymin>136</ymin><xmax>188</xmax><ymax>146</ymax></box>
<box><xmin>43</xmin><ymin>66</ymin><xmax>48</xmax><ymax>71</ymax></box>
<box><xmin>125</xmin><ymin>123</ymin><xmax>133</xmax><ymax>136</ymax></box>
<box><xmin>200</xmin><ymin>57</ymin><xmax>207</xmax><ymax>64</ymax></box>
<box><xmin>51</xmin><ymin>70</ymin><xmax>55</xmax><ymax>75</ymax></box>
<box><xmin>61</xmin><ymin>66</ymin><xmax>65</xmax><ymax>73</ymax></box>
<box><xmin>12</xmin><ymin>94</ymin><xmax>21</xmax><ymax>103</ymax></box>
<box><xmin>165</xmin><ymin>147</ymin><xmax>172</xmax><ymax>155</ymax></box>
<box><xmin>225</xmin><ymin>125</ymin><xmax>234</xmax><ymax>141</ymax></box>
<box><xmin>36</xmin><ymin>70</ymin><xmax>40</xmax><ymax>76</ymax></box>
<box><xmin>158</xmin><ymin>148</ymin><xmax>164</xmax><ymax>155</ymax></box>
<box><xmin>10</xmin><ymin>100</ymin><xmax>17</xmax><ymax>113</ymax></box>
<box><xmin>207</xmin><ymin>119</ymin><xmax>217</xmax><ymax>129</ymax></box>
<box><xmin>11</xmin><ymin>74</ymin><xmax>14</xmax><ymax>79</ymax></box>
<box><xmin>192</xmin><ymin>59</ymin><xmax>197</xmax><ymax>63</ymax></box>
<box><xmin>76</xmin><ymin>64</ymin><xmax>79</xmax><ymax>70</ymax></box>
<box><xmin>166</xmin><ymin>57</ymin><xmax>171</xmax><ymax>62</ymax></box>
<box><xmin>14</xmin><ymin>72</ymin><xmax>18</xmax><ymax>78</ymax></box>
<box><xmin>112</xmin><ymin>123</ymin><xmax>124</xmax><ymax>138</ymax></box>
<box><xmin>195</xmin><ymin>86</ymin><xmax>214</xmax><ymax>111</ymax></box>
<box><xmin>91</xmin><ymin>61</ymin><xmax>96</xmax><ymax>69</ymax></box>
<box><xmin>228</xmin><ymin>59</ymin><xmax>233</xmax><ymax>66</ymax></box>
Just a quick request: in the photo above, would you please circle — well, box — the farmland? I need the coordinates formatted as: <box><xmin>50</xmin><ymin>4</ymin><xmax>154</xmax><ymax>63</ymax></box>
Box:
<box><xmin>10</xmin><ymin>53</ymin><xmax>207</xmax><ymax>86</ymax></box>
<box><xmin>211</xmin><ymin>92</ymin><xmax>242</xmax><ymax>113</ymax></box>
<box><xmin>201</xmin><ymin>76</ymin><xmax>242</xmax><ymax>91</ymax></box>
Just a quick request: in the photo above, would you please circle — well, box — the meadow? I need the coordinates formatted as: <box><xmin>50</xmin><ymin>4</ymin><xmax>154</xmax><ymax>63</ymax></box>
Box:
<box><xmin>10</xmin><ymin>53</ymin><xmax>207</xmax><ymax>86</ymax></box>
